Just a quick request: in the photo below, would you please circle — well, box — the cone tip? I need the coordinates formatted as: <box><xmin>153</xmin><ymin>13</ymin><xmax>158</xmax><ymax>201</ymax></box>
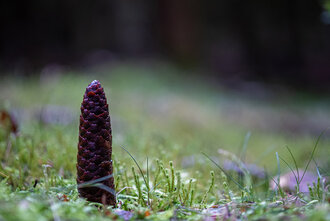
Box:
<box><xmin>89</xmin><ymin>80</ymin><xmax>99</xmax><ymax>86</ymax></box>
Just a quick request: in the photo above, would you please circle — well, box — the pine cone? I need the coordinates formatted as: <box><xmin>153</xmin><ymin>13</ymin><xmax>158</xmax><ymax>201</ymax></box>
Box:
<box><xmin>77</xmin><ymin>80</ymin><xmax>116</xmax><ymax>206</ymax></box>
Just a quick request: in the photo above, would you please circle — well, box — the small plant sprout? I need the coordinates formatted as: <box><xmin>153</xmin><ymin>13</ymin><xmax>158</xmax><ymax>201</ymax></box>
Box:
<box><xmin>201</xmin><ymin>171</ymin><xmax>215</xmax><ymax>206</ymax></box>
<box><xmin>76</xmin><ymin>80</ymin><xmax>116</xmax><ymax>206</ymax></box>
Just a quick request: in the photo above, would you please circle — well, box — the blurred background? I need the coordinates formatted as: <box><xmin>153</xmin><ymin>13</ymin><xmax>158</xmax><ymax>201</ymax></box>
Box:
<box><xmin>1</xmin><ymin>0</ymin><xmax>330</xmax><ymax>91</ymax></box>
<box><xmin>1</xmin><ymin>0</ymin><xmax>330</xmax><ymax>174</ymax></box>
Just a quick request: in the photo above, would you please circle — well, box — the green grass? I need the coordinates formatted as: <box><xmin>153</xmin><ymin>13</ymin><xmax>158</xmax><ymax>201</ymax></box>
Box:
<box><xmin>0</xmin><ymin>64</ymin><xmax>329</xmax><ymax>220</ymax></box>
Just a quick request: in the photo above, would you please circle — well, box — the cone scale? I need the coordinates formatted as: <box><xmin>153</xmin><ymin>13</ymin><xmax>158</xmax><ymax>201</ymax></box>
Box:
<box><xmin>77</xmin><ymin>80</ymin><xmax>116</xmax><ymax>206</ymax></box>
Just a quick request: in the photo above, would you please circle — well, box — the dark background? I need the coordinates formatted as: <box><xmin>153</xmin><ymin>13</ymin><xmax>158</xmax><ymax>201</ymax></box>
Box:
<box><xmin>1</xmin><ymin>0</ymin><xmax>330</xmax><ymax>90</ymax></box>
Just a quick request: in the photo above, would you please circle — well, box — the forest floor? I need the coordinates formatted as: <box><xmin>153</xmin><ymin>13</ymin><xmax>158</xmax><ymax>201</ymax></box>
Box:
<box><xmin>0</xmin><ymin>63</ymin><xmax>329</xmax><ymax>220</ymax></box>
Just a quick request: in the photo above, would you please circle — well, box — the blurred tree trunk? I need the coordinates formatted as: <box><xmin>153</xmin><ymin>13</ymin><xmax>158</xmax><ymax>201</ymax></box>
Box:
<box><xmin>158</xmin><ymin>0</ymin><xmax>201</xmax><ymax>65</ymax></box>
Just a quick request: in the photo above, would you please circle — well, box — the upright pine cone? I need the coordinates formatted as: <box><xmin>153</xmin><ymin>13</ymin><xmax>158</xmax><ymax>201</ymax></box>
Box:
<box><xmin>77</xmin><ymin>80</ymin><xmax>116</xmax><ymax>206</ymax></box>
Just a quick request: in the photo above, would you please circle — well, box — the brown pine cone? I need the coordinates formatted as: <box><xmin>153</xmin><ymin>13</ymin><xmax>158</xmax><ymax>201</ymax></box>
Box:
<box><xmin>77</xmin><ymin>80</ymin><xmax>116</xmax><ymax>206</ymax></box>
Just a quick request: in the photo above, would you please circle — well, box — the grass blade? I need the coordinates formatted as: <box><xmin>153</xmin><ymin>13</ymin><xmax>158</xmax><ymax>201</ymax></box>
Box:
<box><xmin>77</xmin><ymin>174</ymin><xmax>114</xmax><ymax>188</ymax></box>
<box><xmin>275</xmin><ymin>152</ymin><xmax>281</xmax><ymax>195</ymax></box>
<box><xmin>285</xmin><ymin>145</ymin><xmax>300</xmax><ymax>182</ymax></box>
<box><xmin>202</xmin><ymin>152</ymin><xmax>245</xmax><ymax>191</ymax></box>
<box><xmin>92</xmin><ymin>183</ymin><xmax>116</xmax><ymax>196</ymax></box>
<box><xmin>121</xmin><ymin>146</ymin><xmax>149</xmax><ymax>191</ymax></box>
<box><xmin>77</xmin><ymin>174</ymin><xmax>116</xmax><ymax>196</ymax></box>
<box><xmin>279</xmin><ymin>155</ymin><xmax>299</xmax><ymax>191</ymax></box>
<box><xmin>270</xmin><ymin>177</ymin><xmax>284</xmax><ymax>198</ymax></box>
<box><xmin>147</xmin><ymin>157</ymin><xmax>150</xmax><ymax>205</ymax></box>
<box><xmin>240</xmin><ymin>131</ymin><xmax>251</xmax><ymax>162</ymax></box>
<box><xmin>299</xmin><ymin>128</ymin><xmax>328</xmax><ymax>184</ymax></box>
